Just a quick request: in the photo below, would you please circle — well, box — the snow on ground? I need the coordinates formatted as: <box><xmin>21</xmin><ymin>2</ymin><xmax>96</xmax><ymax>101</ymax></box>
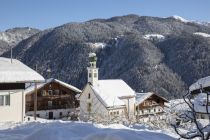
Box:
<box><xmin>87</xmin><ymin>42</ymin><xmax>106</xmax><ymax>49</ymax></box>
<box><xmin>143</xmin><ymin>34</ymin><xmax>165</xmax><ymax>40</ymax></box>
<box><xmin>171</xmin><ymin>15</ymin><xmax>189</xmax><ymax>23</ymax></box>
<box><xmin>193</xmin><ymin>32</ymin><xmax>210</xmax><ymax>38</ymax></box>
<box><xmin>0</xmin><ymin>120</ymin><xmax>177</xmax><ymax>140</ymax></box>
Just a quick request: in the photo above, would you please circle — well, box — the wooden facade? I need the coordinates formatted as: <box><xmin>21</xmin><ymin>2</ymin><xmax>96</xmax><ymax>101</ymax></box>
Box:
<box><xmin>136</xmin><ymin>94</ymin><xmax>168</xmax><ymax>121</ymax></box>
<box><xmin>25</xmin><ymin>81</ymin><xmax>79</xmax><ymax>112</ymax></box>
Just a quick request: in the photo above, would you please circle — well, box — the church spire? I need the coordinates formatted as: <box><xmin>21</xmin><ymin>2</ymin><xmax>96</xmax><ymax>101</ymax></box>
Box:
<box><xmin>87</xmin><ymin>53</ymin><xmax>98</xmax><ymax>85</ymax></box>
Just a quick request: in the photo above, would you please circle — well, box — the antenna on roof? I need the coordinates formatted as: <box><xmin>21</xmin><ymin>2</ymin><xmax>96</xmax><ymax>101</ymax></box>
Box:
<box><xmin>10</xmin><ymin>46</ymin><xmax>13</xmax><ymax>63</ymax></box>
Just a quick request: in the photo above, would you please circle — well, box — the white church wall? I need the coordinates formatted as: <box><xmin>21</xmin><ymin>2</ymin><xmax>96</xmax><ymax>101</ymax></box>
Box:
<box><xmin>79</xmin><ymin>85</ymin><xmax>109</xmax><ymax>121</ymax></box>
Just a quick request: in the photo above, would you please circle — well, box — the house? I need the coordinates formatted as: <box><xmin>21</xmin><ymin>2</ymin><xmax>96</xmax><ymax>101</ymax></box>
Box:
<box><xmin>189</xmin><ymin>76</ymin><xmax>210</xmax><ymax>119</ymax></box>
<box><xmin>0</xmin><ymin>57</ymin><xmax>44</xmax><ymax>122</ymax></box>
<box><xmin>25</xmin><ymin>78</ymin><xmax>81</xmax><ymax>120</ymax></box>
<box><xmin>189</xmin><ymin>76</ymin><xmax>210</xmax><ymax>95</ymax></box>
<box><xmin>79</xmin><ymin>53</ymin><xmax>136</xmax><ymax>121</ymax></box>
<box><xmin>135</xmin><ymin>92</ymin><xmax>168</xmax><ymax>122</ymax></box>
<box><xmin>193</xmin><ymin>93</ymin><xmax>210</xmax><ymax>119</ymax></box>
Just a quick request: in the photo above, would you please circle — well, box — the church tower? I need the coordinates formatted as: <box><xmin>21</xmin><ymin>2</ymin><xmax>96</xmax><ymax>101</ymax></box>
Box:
<box><xmin>87</xmin><ymin>53</ymin><xmax>98</xmax><ymax>86</ymax></box>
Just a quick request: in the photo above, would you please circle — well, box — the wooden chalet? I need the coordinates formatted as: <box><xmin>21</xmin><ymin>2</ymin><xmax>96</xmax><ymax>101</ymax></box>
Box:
<box><xmin>135</xmin><ymin>92</ymin><xmax>168</xmax><ymax>122</ymax></box>
<box><xmin>25</xmin><ymin>78</ymin><xmax>81</xmax><ymax>119</ymax></box>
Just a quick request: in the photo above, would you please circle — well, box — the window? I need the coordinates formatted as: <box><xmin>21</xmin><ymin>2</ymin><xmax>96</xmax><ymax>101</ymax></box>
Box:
<box><xmin>48</xmin><ymin>90</ymin><xmax>53</xmax><ymax>96</ymax></box>
<box><xmin>54</xmin><ymin>90</ymin><xmax>59</xmax><ymax>95</ymax></box>
<box><xmin>42</xmin><ymin>90</ymin><xmax>46</xmax><ymax>96</ymax></box>
<box><xmin>117</xmin><ymin>111</ymin><xmax>119</xmax><ymax>115</ymax></box>
<box><xmin>88</xmin><ymin>93</ymin><xmax>91</xmax><ymax>99</ymax></box>
<box><xmin>48</xmin><ymin>101</ymin><xmax>53</xmax><ymax>107</ymax></box>
<box><xmin>5</xmin><ymin>95</ymin><xmax>10</xmax><ymax>106</ymax></box>
<box><xmin>89</xmin><ymin>73</ymin><xmax>92</xmax><ymax>78</ymax></box>
<box><xmin>0</xmin><ymin>95</ymin><xmax>4</xmax><ymax>106</ymax></box>
<box><xmin>201</xmin><ymin>114</ymin><xmax>205</xmax><ymax>119</ymax></box>
<box><xmin>87</xmin><ymin>103</ymin><xmax>91</xmax><ymax>112</ymax></box>
<box><xmin>94</xmin><ymin>73</ymin><xmax>97</xmax><ymax>78</ymax></box>
<box><xmin>0</xmin><ymin>95</ymin><xmax>10</xmax><ymax>106</ymax></box>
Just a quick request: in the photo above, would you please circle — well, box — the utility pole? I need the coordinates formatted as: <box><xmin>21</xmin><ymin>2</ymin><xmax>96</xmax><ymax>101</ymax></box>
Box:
<box><xmin>34</xmin><ymin>83</ymin><xmax>37</xmax><ymax>120</ymax></box>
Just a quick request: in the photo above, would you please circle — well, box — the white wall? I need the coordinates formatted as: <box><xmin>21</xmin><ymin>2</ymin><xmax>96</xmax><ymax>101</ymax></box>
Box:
<box><xmin>121</xmin><ymin>97</ymin><xmax>136</xmax><ymax>118</ymax></box>
<box><xmin>79</xmin><ymin>84</ymin><xmax>109</xmax><ymax>121</ymax></box>
<box><xmin>0</xmin><ymin>90</ymin><xmax>24</xmax><ymax>122</ymax></box>
<box><xmin>26</xmin><ymin>108</ymin><xmax>76</xmax><ymax>120</ymax></box>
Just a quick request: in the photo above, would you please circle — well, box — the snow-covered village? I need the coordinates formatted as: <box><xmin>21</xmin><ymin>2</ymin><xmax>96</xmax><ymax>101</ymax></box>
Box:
<box><xmin>1</xmin><ymin>1</ymin><xmax>210</xmax><ymax>140</ymax></box>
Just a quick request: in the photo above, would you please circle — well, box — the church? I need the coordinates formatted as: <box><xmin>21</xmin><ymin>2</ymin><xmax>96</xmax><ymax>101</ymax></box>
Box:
<box><xmin>78</xmin><ymin>53</ymin><xmax>136</xmax><ymax>121</ymax></box>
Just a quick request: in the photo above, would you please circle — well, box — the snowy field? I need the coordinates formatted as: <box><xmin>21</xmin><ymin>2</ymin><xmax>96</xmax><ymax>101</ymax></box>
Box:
<box><xmin>0</xmin><ymin>120</ymin><xmax>177</xmax><ymax>140</ymax></box>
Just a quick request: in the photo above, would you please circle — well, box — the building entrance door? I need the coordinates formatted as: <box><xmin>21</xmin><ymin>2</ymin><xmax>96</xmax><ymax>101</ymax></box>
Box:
<box><xmin>49</xmin><ymin>112</ymin><xmax>53</xmax><ymax>119</ymax></box>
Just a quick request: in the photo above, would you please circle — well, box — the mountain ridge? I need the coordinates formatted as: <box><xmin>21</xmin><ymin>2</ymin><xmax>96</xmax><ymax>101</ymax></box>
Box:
<box><xmin>2</xmin><ymin>14</ymin><xmax>210</xmax><ymax>99</ymax></box>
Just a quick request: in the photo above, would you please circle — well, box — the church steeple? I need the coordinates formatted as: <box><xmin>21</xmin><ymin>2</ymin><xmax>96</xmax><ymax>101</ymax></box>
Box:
<box><xmin>87</xmin><ymin>53</ymin><xmax>98</xmax><ymax>85</ymax></box>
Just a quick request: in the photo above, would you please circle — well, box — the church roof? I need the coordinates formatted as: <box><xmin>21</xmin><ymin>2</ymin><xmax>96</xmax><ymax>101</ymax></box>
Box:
<box><xmin>90</xmin><ymin>79</ymin><xmax>135</xmax><ymax>107</ymax></box>
<box><xmin>0</xmin><ymin>57</ymin><xmax>44</xmax><ymax>83</ymax></box>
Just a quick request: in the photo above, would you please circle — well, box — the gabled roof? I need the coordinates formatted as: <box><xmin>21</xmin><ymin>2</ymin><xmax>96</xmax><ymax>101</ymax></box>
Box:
<box><xmin>0</xmin><ymin>57</ymin><xmax>44</xmax><ymax>83</ymax></box>
<box><xmin>90</xmin><ymin>79</ymin><xmax>135</xmax><ymax>107</ymax></box>
<box><xmin>135</xmin><ymin>92</ymin><xmax>168</xmax><ymax>105</ymax></box>
<box><xmin>189</xmin><ymin>76</ymin><xmax>210</xmax><ymax>92</ymax></box>
<box><xmin>25</xmin><ymin>78</ymin><xmax>81</xmax><ymax>95</ymax></box>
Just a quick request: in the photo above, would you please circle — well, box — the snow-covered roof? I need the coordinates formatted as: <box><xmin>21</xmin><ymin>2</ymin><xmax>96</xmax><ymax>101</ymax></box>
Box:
<box><xmin>25</xmin><ymin>78</ymin><xmax>81</xmax><ymax>94</ymax></box>
<box><xmin>136</xmin><ymin>92</ymin><xmax>154</xmax><ymax>105</ymax></box>
<box><xmin>0</xmin><ymin>57</ymin><xmax>44</xmax><ymax>83</ymax></box>
<box><xmin>90</xmin><ymin>79</ymin><xmax>135</xmax><ymax>107</ymax></box>
<box><xmin>136</xmin><ymin>92</ymin><xmax>168</xmax><ymax>105</ymax></box>
<box><xmin>189</xmin><ymin>76</ymin><xmax>210</xmax><ymax>92</ymax></box>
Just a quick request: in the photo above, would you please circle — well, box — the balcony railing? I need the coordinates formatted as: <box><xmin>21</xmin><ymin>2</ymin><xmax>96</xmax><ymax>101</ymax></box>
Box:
<box><xmin>26</xmin><ymin>105</ymin><xmax>75</xmax><ymax>111</ymax></box>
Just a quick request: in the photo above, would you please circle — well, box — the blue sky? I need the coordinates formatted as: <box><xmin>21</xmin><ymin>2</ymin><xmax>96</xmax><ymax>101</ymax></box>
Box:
<box><xmin>0</xmin><ymin>0</ymin><xmax>209</xmax><ymax>31</ymax></box>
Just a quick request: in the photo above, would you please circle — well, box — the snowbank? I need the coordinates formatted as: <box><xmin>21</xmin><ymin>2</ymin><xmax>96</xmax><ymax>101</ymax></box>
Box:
<box><xmin>0</xmin><ymin>121</ymin><xmax>176</xmax><ymax>140</ymax></box>
<box><xmin>193</xmin><ymin>32</ymin><xmax>210</xmax><ymax>38</ymax></box>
